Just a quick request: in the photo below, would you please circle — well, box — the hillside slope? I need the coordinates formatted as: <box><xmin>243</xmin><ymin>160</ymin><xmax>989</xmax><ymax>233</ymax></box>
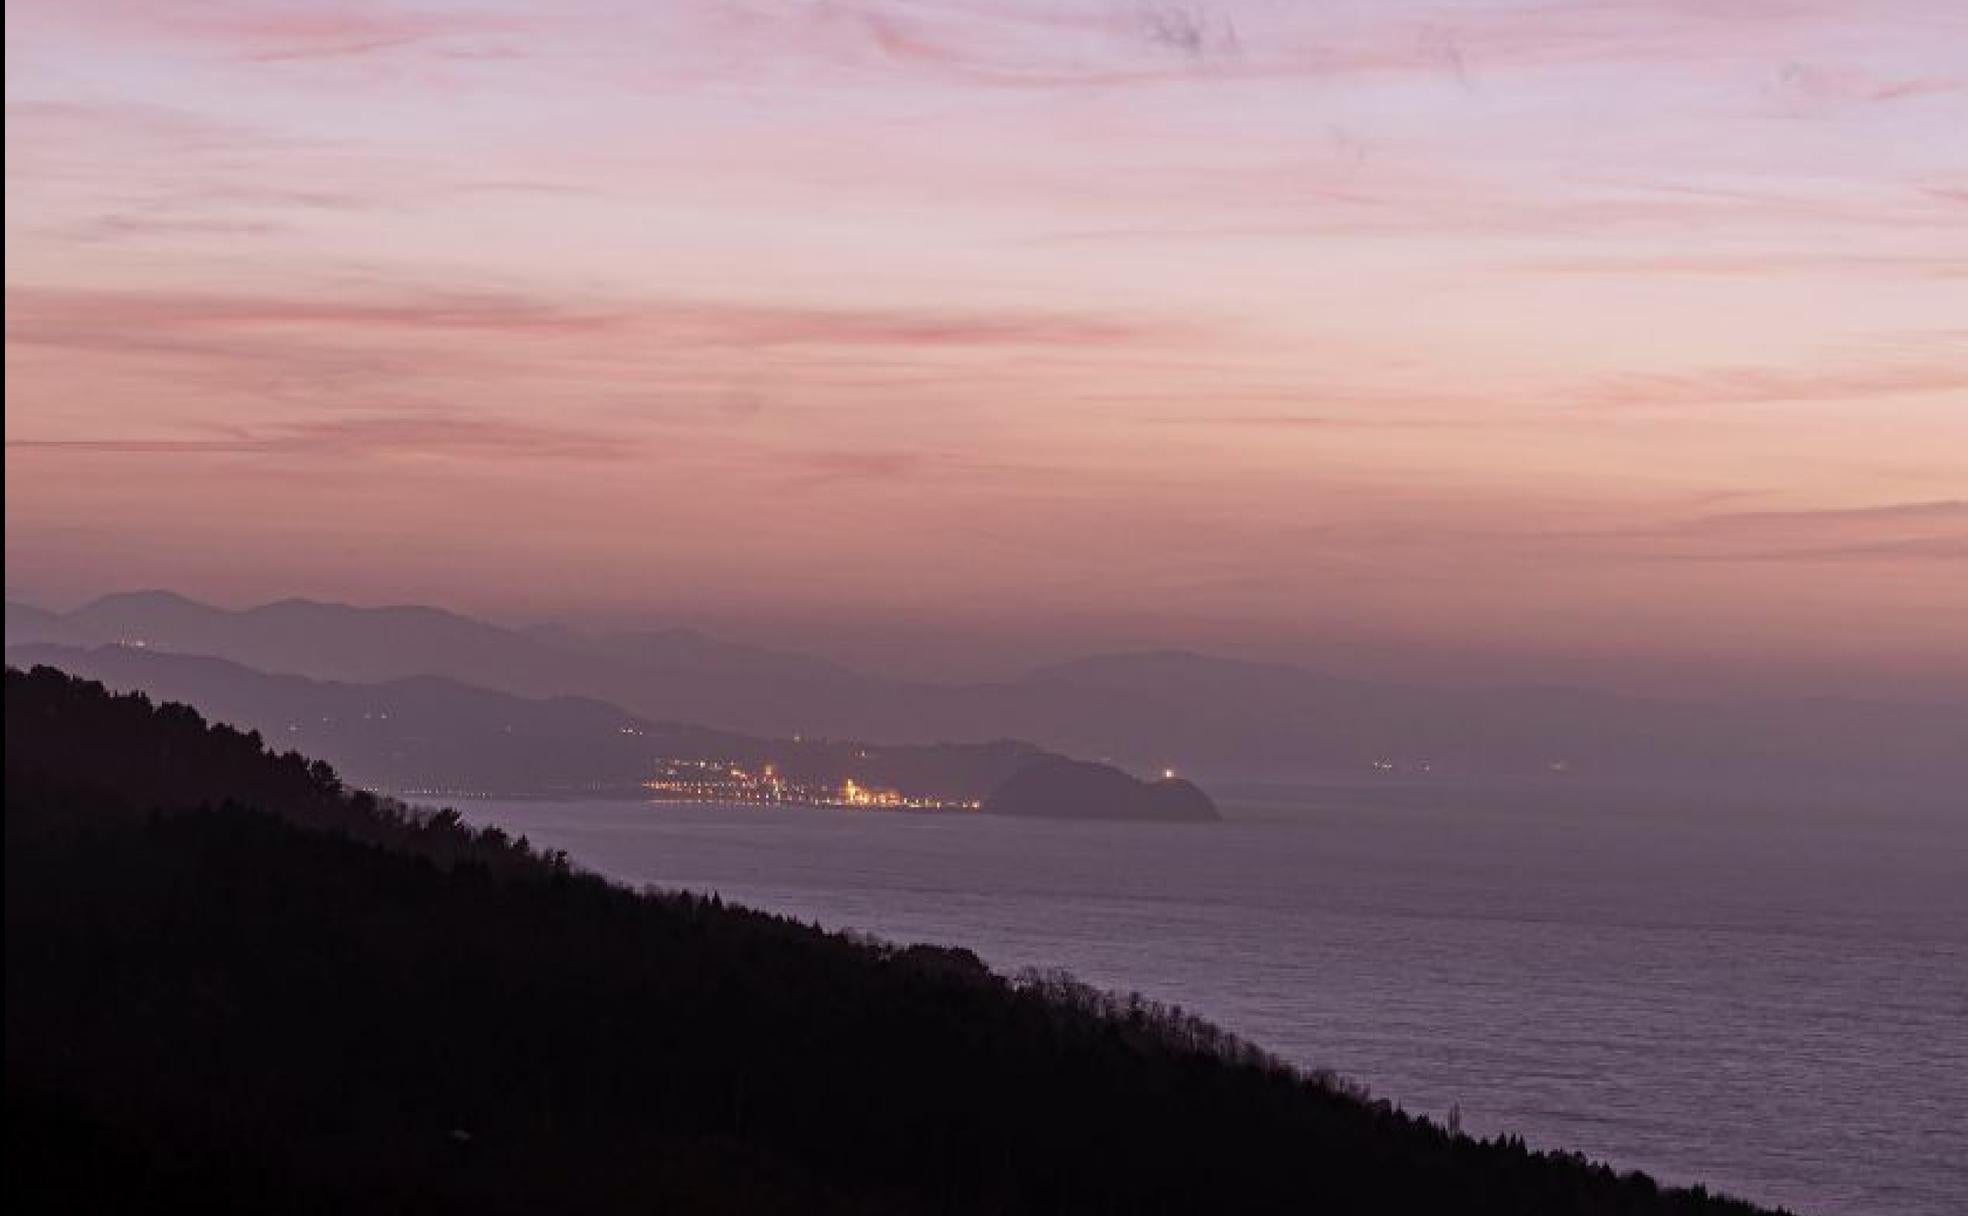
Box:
<box><xmin>4</xmin><ymin>666</ymin><xmax>1780</xmax><ymax>1215</ymax></box>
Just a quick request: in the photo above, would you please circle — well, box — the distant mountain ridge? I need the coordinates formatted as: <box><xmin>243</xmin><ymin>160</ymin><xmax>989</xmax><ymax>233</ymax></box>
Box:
<box><xmin>11</xmin><ymin>591</ymin><xmax>893</xmax><ymax>737</ymax></box>
<box><xmin>11</xmin><ymin>592</ymin><xmax>1967</xmax><ymax>787</ymax></box>
<box><xmin>5</xmin><ymin>642</ymin><xmax>1053</xmax><ymax>806</ymax></box>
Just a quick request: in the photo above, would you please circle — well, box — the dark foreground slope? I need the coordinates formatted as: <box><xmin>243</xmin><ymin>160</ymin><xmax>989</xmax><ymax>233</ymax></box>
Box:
<box><xmin>4</xmin><ymin>667</ymin><xmax>1779</xmax><ymax>1216</ymax></box>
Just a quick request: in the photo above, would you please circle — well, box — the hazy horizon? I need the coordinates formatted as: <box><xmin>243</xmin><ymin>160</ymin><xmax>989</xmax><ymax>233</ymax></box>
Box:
<box><xmin>12</xmin><ymin>581</ymin><xmax>1968</xmax><ymax>702</ymax></box>
<box><xmin>16</xmin><ymin>583</ymin><xmax>1968</xmax><ymax>799</ymax></box>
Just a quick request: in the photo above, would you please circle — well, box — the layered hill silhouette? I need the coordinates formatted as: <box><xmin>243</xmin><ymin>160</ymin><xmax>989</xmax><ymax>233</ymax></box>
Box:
<box><xmin>5</xmin><ymin>666</ymin><xmax>1779</xmax><ymax>1214</ymax></box>
<box><xmin>10</xmin><ymin>642</ymin><xmax>1210</xmax><ymax>819</ymax></box>
<box><xmin>6</xmin><ymin>641</ymin><xmax>737</xmax><ymax>796</ymax></box>
<box><xmin>11</xmin><ymin>591</ymin><xmax>1967</xmax><ymax>787</ymax></box>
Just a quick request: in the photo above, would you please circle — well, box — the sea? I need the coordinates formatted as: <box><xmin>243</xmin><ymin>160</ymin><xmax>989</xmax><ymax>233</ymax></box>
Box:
<box><xmin>462</xmin><ymin>782</ymin><xmax>1968</xmax><ymax>1216</ymax></box>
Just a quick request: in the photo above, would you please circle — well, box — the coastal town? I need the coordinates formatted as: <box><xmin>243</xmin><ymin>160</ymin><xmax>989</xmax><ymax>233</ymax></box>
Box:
<box><xmin>641</xmin><ymin>758</ymin><xmax>981</xmax><ymax>812</ymax></box>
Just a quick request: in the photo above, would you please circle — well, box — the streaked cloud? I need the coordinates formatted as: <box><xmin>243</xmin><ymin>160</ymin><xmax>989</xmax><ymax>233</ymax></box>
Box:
<box><xmin>7</xmin><ymin>412</ymin><xmax>634</xmax><ymax>464</ymax></box>
<box><xmin>1693</xmin><ymin>499</ymin><xmax>1968</xmax><ymax>529</ymax></box>
<box><xmin>5</xmin><ymin>284</ymin><xmax>1184</xmax><ymax>351</ymax></box>
<box><xmin>23</xmin><ymin>0</ymin><xmax>527</xmax><ymax>64</ymax></box>
<box><xmin>1577</xmin><ymin>359</ymin><xmax>1968</xmax><ymax>411</ymax></box>
<box><xmin>1513</xmin><ymin>253</ymin><xmax>1968</xmax><ymax>279</ymax></box>
<box><xmin>1643</xmin><ymin>500</ymin><xmax>1968</xmax><ymax>564</ymax></box>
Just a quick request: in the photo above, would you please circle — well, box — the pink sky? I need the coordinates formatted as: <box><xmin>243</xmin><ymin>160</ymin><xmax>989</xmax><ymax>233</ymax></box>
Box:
<box><xmin>6</xmin><ymin>1</ymin><xmax>1966</xmax><ymax>692</ymax></box>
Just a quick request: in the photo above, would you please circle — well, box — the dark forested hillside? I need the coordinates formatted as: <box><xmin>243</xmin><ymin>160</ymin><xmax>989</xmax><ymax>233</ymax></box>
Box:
<box><xmin>5</xmin><ymin>666</ymin><xmax>1782</xmax><ymax>1215</ymax></box>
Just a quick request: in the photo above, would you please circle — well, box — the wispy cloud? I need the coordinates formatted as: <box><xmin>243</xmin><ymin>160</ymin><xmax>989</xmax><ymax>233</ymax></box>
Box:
<box><xmin>1158</xmin><ymin>411</ymin><xmax>1492</xmax><ymax>433</ymax></box>
<box><xmin>1576</xmin><ymin>359</ymin><xmax>1968</xmax><ymax>410</ymax></box>
<box><xmin>700</xmin><ymin>0</ymin><xmax>1853</xmax><ymax>92</ymax></box>
<box><xmin>1768</xmin><ymin>60</ymin><xmax>1968</xmax><ymax>110</ymax></box>
<box><xmin>1694</xmin><ymin>499</ymin><xmax>1968</xmax><ymax>528</ymax></box>
<box><xmin>62</xmin><ymin>214</ymin><xmax>289</xmax><ymax>243</ymax></box>
<box><xmin>6</xmin><ymin>413</ymin><xmax>633</xmax><ymax>463</ymax></box>
<box><xmin>1134</xmin><ymin>349</ymin><xmax>1968</xmax><ymax>426</ymax></box>
<box><xmin>23</xmin><ymin>0</ymin><xmax>1904</xmax><ymax>96</ymax></box>
<box><xmin>787</xmin><ymin>448</ymin><xmax>930</xmax><ymax>485</ymax></box>
<box><xmin>1628</xmin><ymin>499</ymin><xmax>1968</xmax><ymax>564</ymax></box>
<box><xmin>4</xmin><ymin>284</ymin><xmax>1189</xmax><ymax>353</ymax></box>
<box><xmin>1233</xmin><ymin>497</ymin><xmax>1968</xmax><ymax>569</ymax></box>
<box><xmin>4</xmin><ymin>282</ymin><xmax>1202</xmax><ymax>467</ymax></box>
<box><xmin>1514</xmin><ymin>252</ymin><xmax>1968</xmax><ymax>279</ymax></box>
<box><xmin>1028</xmin><ymin>174</ymin><xmax>1968</xmax><ymax>246</ymax></box>
<box><xmin>33</xmin><ymin>0</ymin><xmax>529</xmax><ymax>64</ymax></box>
<box><xmin>6</xmin><ymin>286</ymin><xmax>620</xmax><ymax>338</ymax></box>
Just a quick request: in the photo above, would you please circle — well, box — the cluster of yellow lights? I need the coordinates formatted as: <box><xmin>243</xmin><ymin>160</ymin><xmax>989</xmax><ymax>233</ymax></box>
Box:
<box><xmin>840</xmin><ymin>778</ymin><xmax>902</xmax><ymax>808</ymax></box>
<box><xmin>641</xmin><ymin>759</ymin><xmax>979</xmax><ymax>812</ymax></box>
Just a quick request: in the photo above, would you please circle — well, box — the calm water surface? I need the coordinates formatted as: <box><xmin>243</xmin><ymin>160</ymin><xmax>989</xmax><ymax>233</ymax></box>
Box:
<box><xmin>464</xmin><ymin>786</ymin><xmax>1968</xmax><ymax>1216</ymax></box>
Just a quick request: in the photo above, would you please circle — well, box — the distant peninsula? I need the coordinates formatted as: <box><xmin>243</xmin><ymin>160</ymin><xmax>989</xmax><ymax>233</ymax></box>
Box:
<box><xmin>984</xmin><ymin>757</ymin><xmax>1220</xmax><ymax>822</ymax></box>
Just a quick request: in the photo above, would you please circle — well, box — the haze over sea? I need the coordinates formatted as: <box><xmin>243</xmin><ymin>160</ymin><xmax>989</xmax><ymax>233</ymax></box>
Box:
<box><xmin>467</xmin><ymin>783</ymin><xmax>1966</xmax><ymax>1216</ymax></box>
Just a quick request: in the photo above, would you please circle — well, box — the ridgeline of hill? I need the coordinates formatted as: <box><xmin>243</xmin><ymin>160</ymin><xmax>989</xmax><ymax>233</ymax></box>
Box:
<box><xmin>14</xmin><ymin>591</ymin><xmax>1968</xmax><ymax>788</ymax></box>
<box><xmin>8</xmin><ymin>642</ymin><xmax>1210</xmax><ymax>818</ymax></box>
<box><xmin>4</xmin><ymin>666</ymin><xmax>1780</xmax><ymax>1215</ymax></box>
